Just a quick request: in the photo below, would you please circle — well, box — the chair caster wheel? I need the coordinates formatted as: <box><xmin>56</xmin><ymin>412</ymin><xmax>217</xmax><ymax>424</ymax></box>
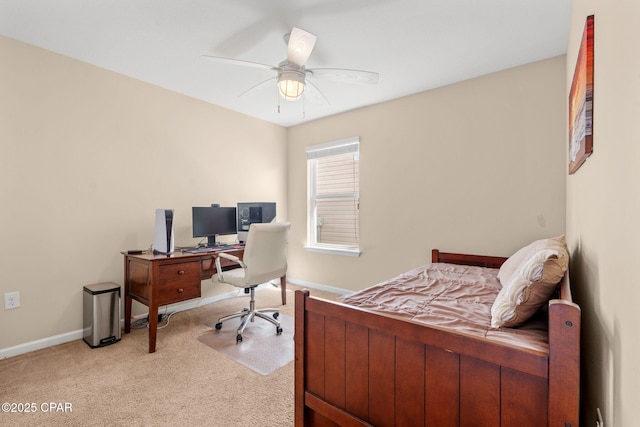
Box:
<box><xmin>236</xmin><ymin>334</ymin><xmax>243</xmax><ymax>343</ymax></box>
<box><xmin>215</xmin><ymin>322</ymin><xmax>222</xmax><ymax>330</ymax></box>
<box><xmin>273</xmin><ymin>312</ymin><xmax>279</xmax><ymax>319</ymax></box>
<box><xmin>276</xmin><ymin>326</ymin><xmax>283</xmax><ymax>335</ymax></box>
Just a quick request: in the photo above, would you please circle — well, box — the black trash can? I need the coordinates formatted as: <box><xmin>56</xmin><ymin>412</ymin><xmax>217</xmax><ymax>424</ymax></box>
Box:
<box><xmin>83</xmin><ymin>282</ymin><xmax>121</xmax><ymax>348</ymax></box>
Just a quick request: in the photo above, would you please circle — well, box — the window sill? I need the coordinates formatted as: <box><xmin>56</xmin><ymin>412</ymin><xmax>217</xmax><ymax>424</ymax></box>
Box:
<box><xmin>304</xmin><ymin>245</ymin><xmax>361</xmax><ymax>257</ymax></box>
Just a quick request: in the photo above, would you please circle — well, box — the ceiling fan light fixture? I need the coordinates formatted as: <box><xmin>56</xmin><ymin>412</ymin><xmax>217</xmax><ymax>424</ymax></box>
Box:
<box><xmin>201</xmin><ymin>26</ymin><xmax>378</xmax><ymax>108</ymax></box>
<box><xmin>278</xmin><ymin>66</ymin><xmax>305</xmax><ymax>101</ymax></box>
<box><xmin>287</xmin><ymin>27</ymin><xmax>317</xmax><ymax>67</ymax></box>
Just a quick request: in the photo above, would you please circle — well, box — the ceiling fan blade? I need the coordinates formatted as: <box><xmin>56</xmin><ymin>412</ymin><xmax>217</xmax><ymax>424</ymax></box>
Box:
<box><xmin>213</xmin><ymin>18</ymin><xmax>278</xmax><ymax>58</ymax></box>
<box><xmin>238</xmin><ymin>76</ymin><xmax>277</xmax><ymax>98</ymax></box>
<box><xmin>200</xmin><ymin>55</ymin><xmax>276</xmax><ymax>71</ymax></box>
<box><xmin>304</xmin><ymin>79</ymin><xmax>330</xmax><ymax>105</ymax></box>
<box><xmin>287</xmin><ymin>27</ymin><xmax>317</xmax><ymax>67</ymax></box>
<box><xmin>307</xmin><ymin>68</ymin><xmax>379</xmax><ymax>85</ymax></box>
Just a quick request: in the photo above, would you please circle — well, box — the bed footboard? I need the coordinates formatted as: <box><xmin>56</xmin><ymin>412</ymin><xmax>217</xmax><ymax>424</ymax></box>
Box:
<box><xmin>294</xmin><ymin>252</ymin><xmax>580</xmax><ymax>427</ymax></box>
<box><xmin>548</xmin><ymin>272</ymin><xmax>581</xmax><ymax>426</ymax></box>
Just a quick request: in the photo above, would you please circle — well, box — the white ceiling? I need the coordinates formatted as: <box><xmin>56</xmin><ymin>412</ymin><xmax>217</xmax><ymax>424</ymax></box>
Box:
<box><xmin>0</xmin><ymin>0</ymin><xmax>572</xmax><ymax>127</ymax></box>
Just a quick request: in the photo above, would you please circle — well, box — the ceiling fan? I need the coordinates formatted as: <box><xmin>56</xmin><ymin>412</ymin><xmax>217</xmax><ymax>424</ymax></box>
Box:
<box><xmin>201</xmin><ymin>27</ymin><xmax>379</xmax><ymax>104</ymax></box>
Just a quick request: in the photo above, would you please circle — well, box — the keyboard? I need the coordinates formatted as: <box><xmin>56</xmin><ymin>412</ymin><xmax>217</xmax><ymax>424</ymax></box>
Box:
<box><xmin>183</xmin><ymin>248</ymin><xmax>215</xmax><ymax>253</ymax></box>
<box><xmin>182</xmin><ymin>244</ymin><xmax>243</xmax><ymax>254</ymax></box>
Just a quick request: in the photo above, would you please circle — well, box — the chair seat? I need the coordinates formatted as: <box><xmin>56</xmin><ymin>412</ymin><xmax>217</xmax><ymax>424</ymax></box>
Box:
<box><xmin>217</xmin><ymin>268</ymin><xmax>251</xmax><ymax>289</ymax></box>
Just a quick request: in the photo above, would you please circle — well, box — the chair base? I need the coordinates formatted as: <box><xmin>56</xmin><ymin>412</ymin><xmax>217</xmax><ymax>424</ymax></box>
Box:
<box><xmin>215</xmin><ymin>286</ymin><xmax>283</xmax><ymax>343</ymax></box>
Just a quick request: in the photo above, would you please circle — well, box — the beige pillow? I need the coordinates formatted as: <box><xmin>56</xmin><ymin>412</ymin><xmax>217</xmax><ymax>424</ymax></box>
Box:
<box><xmin>491</xmin><ymin>235</ymin><xmax>569</xmax><ymax>328</ymax></box>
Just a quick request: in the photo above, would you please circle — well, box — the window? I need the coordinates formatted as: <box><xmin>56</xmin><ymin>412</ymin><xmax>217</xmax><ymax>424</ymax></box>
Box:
<box><xmin>306</xmin><ymin>137</ymin><xmax>360</xmax><ymax>256</ymax></box>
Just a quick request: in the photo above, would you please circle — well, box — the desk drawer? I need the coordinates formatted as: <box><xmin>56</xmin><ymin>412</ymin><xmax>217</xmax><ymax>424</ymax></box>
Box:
<box><xmin>158</xmin><ymin>261</ymin><xmax>201</xmax><ymax>305</ymax></box>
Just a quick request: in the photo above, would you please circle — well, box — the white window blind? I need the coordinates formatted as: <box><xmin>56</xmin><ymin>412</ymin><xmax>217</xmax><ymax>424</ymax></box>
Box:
<box><xmin>306</xmin><ymin>137</ymin><xmax>360</xmax><ymax>255</ymax></box>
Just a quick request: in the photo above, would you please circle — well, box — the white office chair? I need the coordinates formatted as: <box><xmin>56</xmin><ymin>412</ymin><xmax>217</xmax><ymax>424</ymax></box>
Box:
<box><xmin>213</xmin><ymin>222</ymin><xmax>291</xmax><ymax>343</ymax></box>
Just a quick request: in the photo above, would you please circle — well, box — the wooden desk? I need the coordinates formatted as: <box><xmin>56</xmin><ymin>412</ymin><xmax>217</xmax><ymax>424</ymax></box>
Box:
<box><xmin>123</xmin><ymin>247</ymin><xmax>286</xmax><ymax>353</ymax></box>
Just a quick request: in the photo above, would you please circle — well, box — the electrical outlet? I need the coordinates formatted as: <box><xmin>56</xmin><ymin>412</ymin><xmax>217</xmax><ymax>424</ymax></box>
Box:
<box><xmin>4</xmin><ymin>291</ymin><xmax>20</xmax><ymax>310</ymax></box>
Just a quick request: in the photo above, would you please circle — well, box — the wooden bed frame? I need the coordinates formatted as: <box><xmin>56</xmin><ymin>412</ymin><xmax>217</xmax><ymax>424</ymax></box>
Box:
<box><xmin>294</xmin><ymin>249</ymin><xmax>580</xmax><ymax>427</ymax></box>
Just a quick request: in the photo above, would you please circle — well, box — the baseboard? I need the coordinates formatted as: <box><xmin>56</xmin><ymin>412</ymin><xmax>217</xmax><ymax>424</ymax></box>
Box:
<box><xmin>287</xmin><ymin>278</ymin><xmax>352</xmax><ymax>296</ymax></box>
<box><xmin>0</xmin><ymin>289</ymin><xmax>240</xmax><ymax>360</ymax></box>
<box><xmin>0</xmin><ymin>329</ymin><xmax>84</xmax><ymax>360</ymax></box>
<box><xmin>0</xmin><ymin>281</ymin><xmax>349</xmax><ymax>360</ymax></box>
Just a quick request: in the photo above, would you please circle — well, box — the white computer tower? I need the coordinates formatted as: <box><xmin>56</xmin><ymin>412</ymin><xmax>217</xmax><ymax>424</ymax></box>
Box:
<box><xmin>153</xmin><ymin>208</ymin><xmax>174</xmax><ymax>254</ymax></box>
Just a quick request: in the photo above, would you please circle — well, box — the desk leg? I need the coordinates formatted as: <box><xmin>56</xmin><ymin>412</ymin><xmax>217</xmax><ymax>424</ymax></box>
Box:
<box><xmin>281</xmin><ymin>275</ymin><xmax>287</xmax><ymax>305</ymax></box>
<box><xmin>148</xmin><ymin>303</ymin><xmax>158</xmax><ymax>353</ymax></box>
<box><xmin>124</xmin><ymin>256</ymin><xmax>132</xmax><ymax>334</ymax></box>
<box><xmin>124</xmin><ymin>295</ymin><xmax>132</xmax><ymax>333</ymax></box>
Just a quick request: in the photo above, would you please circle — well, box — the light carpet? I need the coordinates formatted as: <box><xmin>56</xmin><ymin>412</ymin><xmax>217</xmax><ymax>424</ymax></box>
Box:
<box><xmin>197</xmin><ymin>314</ymin><xmax>294</xmax><ymax>376</ymax></box>
<box><xmin>0</xmin><ymin>285</ymin><xmax>341</xmax><ymax>427</ymax></box>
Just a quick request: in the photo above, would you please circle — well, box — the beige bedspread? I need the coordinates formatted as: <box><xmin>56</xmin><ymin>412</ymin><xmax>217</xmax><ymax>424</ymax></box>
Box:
<box><xmin>341</xmin><ymin>263</ymin><xmax>549</xmax><ymax>353</ymax></box>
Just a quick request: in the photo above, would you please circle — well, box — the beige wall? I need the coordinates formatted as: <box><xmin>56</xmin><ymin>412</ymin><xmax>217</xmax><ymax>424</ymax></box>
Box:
<box><xmin>287</xmin><ymin>56</ymin><xmax>567</xmax><ymax>291</ymax></box>
<box><xmin>0</xmin><ymin>36</ymin><xmax>287</xmax><ymax>350</ymax></box>
<box><xmin>566</xmin><ymin>2</ymin><xmax>640</xmax><ymax>426</ymax></box>
<box><xmin>5</xmin><ymin>5</ymin><xmax>638</xmax><ymax>421</ymax></box>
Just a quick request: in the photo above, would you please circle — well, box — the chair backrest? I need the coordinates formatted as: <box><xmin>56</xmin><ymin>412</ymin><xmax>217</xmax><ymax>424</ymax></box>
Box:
<box><xmin>241</xmin><ymin>222</ymin><xmax>291</xmax><ymax>285</ymax></box>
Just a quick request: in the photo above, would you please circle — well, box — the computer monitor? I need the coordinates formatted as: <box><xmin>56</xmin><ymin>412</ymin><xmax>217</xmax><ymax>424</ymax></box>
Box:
<box><xmin>236</xmin><ymin>202</ymin><xmax>276</xmax><ymax>242</ymax></box>
<box><xmin>192</xmin><ymin>206</ymin><xmax>237</xmax><ymax>246</ymax></box>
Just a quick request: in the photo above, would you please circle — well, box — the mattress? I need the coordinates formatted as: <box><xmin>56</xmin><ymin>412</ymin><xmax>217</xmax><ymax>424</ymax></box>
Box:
<box><xmin>341</xmin><ymin>263</ymin><xmax>549</xmax><ymax>353</ymax></box>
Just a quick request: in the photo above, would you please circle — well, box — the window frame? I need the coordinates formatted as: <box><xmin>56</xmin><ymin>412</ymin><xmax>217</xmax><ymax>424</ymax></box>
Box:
<box><xmin>305</xmin><ymin>137</ymin><xmax>361</xmax><ymax>257</ymax></box>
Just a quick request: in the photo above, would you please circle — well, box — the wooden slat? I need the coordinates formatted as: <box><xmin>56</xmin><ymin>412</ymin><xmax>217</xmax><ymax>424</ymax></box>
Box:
<box><xmin>425</xmin><ymin>345</ymin><xmax>459</xmax><ymax>426</ymax></box>
<box><xmin>396</xmin><ymin>338</ymin><xmax>425</xmax><ymax>426</ymax></box>
<box><xmin>306</xmin><ymin>311</ymin><xmax>326</xmax><ymax>398</ymax></box>
<box><xmin>307</xmin><ymin>410</ymin><xmax>341</xmax><ymax>427</ymax></box>
<box><xmin>306</xmin><ymin>392</ymin><xmax>373</xmax><ymax>427</ymax></box>
<box><xmin>432</xmin><ymin>249</ymin><xmax>507</xmax><ymax>268</ymax></box>
<box><xmin>460</xmin><ymin>356</ymin><xmax>500</xmax><ymax>426</ymax></box>
<box><xmin>369</xmin><ymin>331</ymin><xmax>395</xmax><ymax>427</ymax></box>
<box><xmin>501</xmin><ymin>367</ymin><xmax>547</xmax><ymax>426</ymax></box>
<box><xmin>325</xmin><ymin>317</ymin><xmax>346</xmax><ymax>408</ymax></box>
<box><xmin>346</xmin><ymin>322</ymin><xmax>369</xmax><ymax>420</ymax></box>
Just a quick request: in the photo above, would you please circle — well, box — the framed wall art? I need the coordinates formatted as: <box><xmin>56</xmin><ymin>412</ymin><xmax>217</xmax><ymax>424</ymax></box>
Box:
<box><xmin>568</xmin><ymin>15</ymin><xmax>594</xmax><ymax>175</ymax></box>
